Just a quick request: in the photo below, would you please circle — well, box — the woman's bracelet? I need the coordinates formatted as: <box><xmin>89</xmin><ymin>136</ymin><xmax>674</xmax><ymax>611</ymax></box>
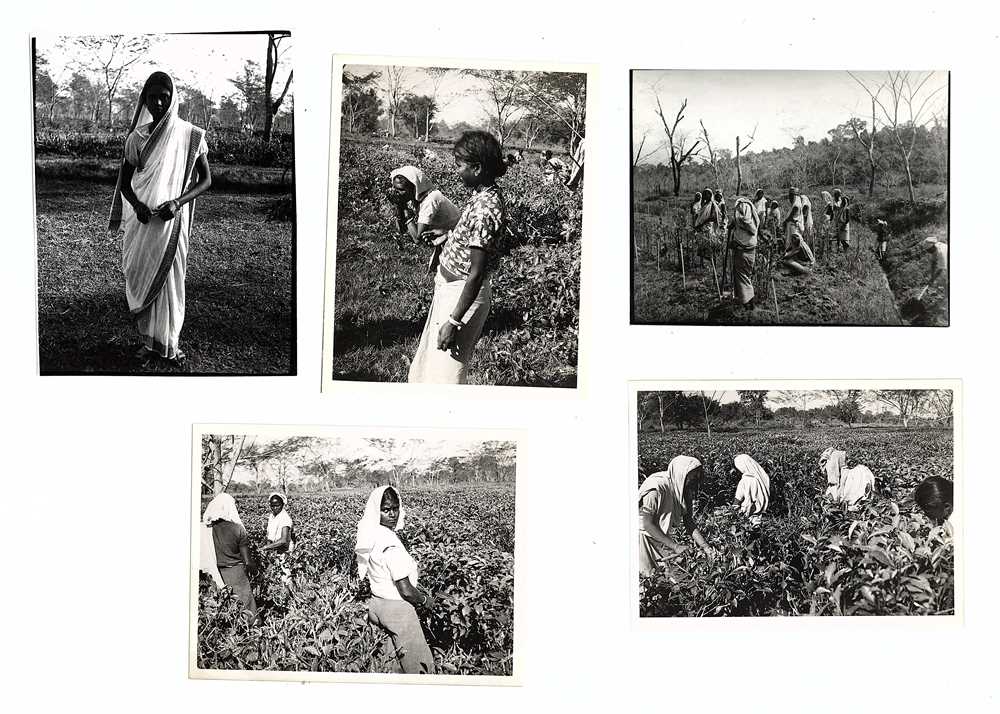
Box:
<box><xmin>419</xmin><ymin>592</ymin><xmax>428</xmax><ymax>606</ymax></box>
<box><xmin>447</xmin><ymin>316</ymin><xmax>462</xmax><ymax>327</ymax></box>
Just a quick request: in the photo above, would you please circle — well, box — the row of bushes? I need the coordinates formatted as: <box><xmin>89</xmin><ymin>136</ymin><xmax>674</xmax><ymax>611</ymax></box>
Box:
<box><xmin>35</xmin><ymin>128</ymin><xmax>294</xmax><ymax>168</ymax></box>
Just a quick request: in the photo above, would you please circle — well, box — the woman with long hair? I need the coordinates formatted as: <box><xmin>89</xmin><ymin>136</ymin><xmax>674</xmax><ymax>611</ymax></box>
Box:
<box><xmin>408</xmin><ymin>131</ymin><xmax>508</xmax><ymax>384</ymax></box>
<box><xmin>109</xmin><ymin>71</ymin><xmax>212</xmax><ymax>367</ymax></box>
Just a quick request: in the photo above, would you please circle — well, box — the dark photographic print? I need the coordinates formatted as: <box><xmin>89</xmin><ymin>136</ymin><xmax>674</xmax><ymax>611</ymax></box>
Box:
<box><xmin>191</xmin><ymin>426</ymin><xmax>518</xmax><ymax>682</ymax></box>
<box><xmin>631</xmin><ymin>382</ymin><xmax>959</xmax><ymax>618</ymax></box>
<box><xmin>631</xmin><ymin>70</ymin><xmax>949</xmax><ymax>326</ymax></box>
<box><xmin>325</xmin><ymin>57</ymin><xmax>591</xmax><ymax>389</ymax></box>
<box><xmin>32</xmin><ymin>32</ymin><xmax>295</xmax><ymax>374</ymax></box>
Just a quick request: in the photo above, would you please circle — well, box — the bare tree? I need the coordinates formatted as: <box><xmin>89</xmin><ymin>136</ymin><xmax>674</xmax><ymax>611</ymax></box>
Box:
<box><xmin>870</xmin><ymin>389</ymin><xmax>931</xmax><ymax>428</ymax></box>
<box><xmin>699</xmin><ymin>119</ymin><xmax>721</xmax><ymax>188</ymax></box>
<box><xmin>262</xmin><ymin>32</ymin><xmax>293</xmax><ymax>144</ymax></box>
<box><xmin>382</xmin><ymin>65</ymin><xmax>413</xmax><ymax>138</ymax></box>
<box><xmin>653</xmin><ymin>96</ymin><xmax>701</xmax><ymax>196</ymax></box>
<box><xmin>698</xmin><ymin>391</ymin><xmax>722</xmax><ymax>437</ymax></box>
<box><xmin>850</xmin><ymin>71</ymin><xmax>946</xmax><ymax>207</ymax></box>
<box><xmin>848</xmin><ymin>93</ymin><xmax>880</xmax><ymax>196</ymax></box>
<box><xmin>465</xmin><ymin>69</ymin><xmax>531</xmax><ymax>147</ymax></box>
<box><xmin>926</xmin><ymin>390</ymin><xmax>954</xmax><ymax>426</ymax></box>
<box><xmin>421</xmin><ymin>67</ymin><xmax>453</xmax><ymax>141</ymax></box>
<box><xmin>734</xmin><ymin>124</ymin><xmax>757</xmax><ymax>196</ymax></box>
<box><xmin>68</xmin><ymin>35</ymin><xmax>154</xmax><ymax>126</ymax></box>
<box><xmin>632</xmin><ymin>131</ymin><xmax>659</xmax><ymax>167</ymax></box>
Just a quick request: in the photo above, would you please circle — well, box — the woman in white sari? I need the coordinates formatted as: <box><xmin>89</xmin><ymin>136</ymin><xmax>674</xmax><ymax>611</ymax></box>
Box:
<box><xmin>109</xmin><ymin>71</ymin><xmax>212</xmax><ymax>366</ymax></box>
<box><xmin>638</xmin><ymin>456</ymin><xmax>714</xmax><ymax>576</ymax></box>
<box><xmin>819</xmin><ymin>447</ymin><xmax>875</xmax><ymax>506</ymax></box>
<box><xmin>355</xmin><ymin>485</ymin><xmax>436</xmax><ymax>674</ymax></box>
<box><xmin>732</xmin><ymin>454</ymin><xmax>770</xmax><ymax>518</ymax></box>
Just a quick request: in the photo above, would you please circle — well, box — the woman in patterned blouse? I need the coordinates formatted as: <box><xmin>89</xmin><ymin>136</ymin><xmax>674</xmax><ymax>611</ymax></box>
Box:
<box><xmin>408</xmin><ymin>130</ymin><xmax>507</xmax><ymax>384</ymax></box>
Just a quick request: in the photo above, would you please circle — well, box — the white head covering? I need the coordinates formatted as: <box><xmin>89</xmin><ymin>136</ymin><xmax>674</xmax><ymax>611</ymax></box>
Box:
<box><xmin>109</xmin><ymin>71</ymin><xmax>180</xmax><ymax>229</ymax></box>
<box><xmin>202</xmin><ymin>492</ymin><xmax>244</xmax><ymax>527</ymax></box>
<box><xmin>267</xmin><ymin>491</ymin><xmax>287</xmax><ymax>508</ymax></box>
<box><xmin>821</xmin><ymin>190</ymin><xmax>834</xmax><ymax>207</ymax></box>
<box><xmin>923</xmin><ymin>236</ymin><xmax>940</xmax><ymax>249</ymax></box>
<box><xmin>355</xmin><ymin>486</ymin><xmax>407</xmax><ymax>580</ymax></box>
<box><xmin>733</xmin><ymin>454</ymin><xmax>770</xmax><ymax>515</ymax></box>
<box><xmin>200</xmin><ymin>492</ymin><xmax>243</xmax><ymax>589</ymax></box>
<box><xmin>638</xmin><ymin>455</ymin><xmax>701</xmax><ymax>517</ymax></box>
<box><xmin>390</xmin><ymin>165</ymin><xmax>433</xmax><ymax>200</ymax></box>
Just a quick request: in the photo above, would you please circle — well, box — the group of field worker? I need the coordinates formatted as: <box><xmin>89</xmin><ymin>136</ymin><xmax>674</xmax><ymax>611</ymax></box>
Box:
<box><xmin>638</xmin><ymin>450</ymin><xmax>953</xmax><ymax>576</ymax></box>
<box><xmin>689</xmin><ymin>187</ymin><xmax>946</xmax><ymax>310</ymax></box>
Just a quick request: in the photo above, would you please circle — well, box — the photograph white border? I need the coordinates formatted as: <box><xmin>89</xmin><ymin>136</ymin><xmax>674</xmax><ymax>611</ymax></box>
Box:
<box><xmin>189</xmin><ymin>422</ymin><xmax>526</xmax><ymax>686</ymax></box>
<box><xmin>320</xmin><ymin>53</ymin><xmax>598</xmax><ymax>399</ymax></box>
<box><xmin>626</xmin><ymin>378</ymin><xmax>964</xmax><ymax>630</ymax></box>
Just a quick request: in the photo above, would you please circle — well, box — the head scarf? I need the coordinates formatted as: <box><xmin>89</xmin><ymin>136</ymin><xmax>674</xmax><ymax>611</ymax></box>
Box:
<box><xmin>821</xmin><ymin>190</ymin><xmax>834</xmax><ymax>207</ymax></box>
<box><xmin>200</xmin><ymin>492</ymin><xmax>243</xmax><ymax>588</ymax></box>
<box><xmin>924</xmin><ymin>236</ymin><xmax>940</xmax><ymax>249</ymax></box>
<box><xmin>202</xmin><ymin>492</ymin><xmax>244</xmax><ymax>527</ymax></box>
<box><xmin>109</xmin><ymin>71</ymin><xmax>178</xmax><ymax>230</ymax></box>
<box><xmin>638</xmin><ymin>455</ymin><xmax>701</xmax><ymax>533</ymax></box>
<box><xmin>355</xmin><ymin>485</ymin><xmax>407</xmax><ymax>580</ymax></box>
<box><xmin>268</xmin><ymin>491</ymin><xmax>287</xmax><ymax>509</ymax></box>
<box><xmin>733</xmin><ymin>454</ymin><xmax>770</xmax><ymax>515</ymax></box>
<box><xmin>390</xmin><ymin>165</ymin><xmax>434</xmax><ymax>201</ymax></box>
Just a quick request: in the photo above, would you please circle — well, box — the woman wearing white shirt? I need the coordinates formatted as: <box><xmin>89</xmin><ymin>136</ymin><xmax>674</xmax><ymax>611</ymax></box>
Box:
<box><xmin>355</xmin><ymin>485</ymin><xmax>436</xmax><ymax>674</ymax></box>
<box><xmin>260</xmin><ymin>492</ymin><xmax>294</xmax><ymax>589</ymax></box>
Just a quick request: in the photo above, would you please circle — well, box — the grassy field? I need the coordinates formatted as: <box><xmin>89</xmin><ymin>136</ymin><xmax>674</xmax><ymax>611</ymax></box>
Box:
<box><xmin>638</xmin><ymin>426</ymin><xmax>955</xmax><ymax>616</ymax></box>
<box><xmin>632</xmin><ymin>186</ymin><xmax>948</xmax><ymax>326</ymax></box>
<box><xmin>197</xmin><ymin>484</ymin><xmax>515</xmax><ymax>675</ymax></box>
<box><xmin>331</xmin><ymin>139</ymin><xmax>580</xmax><ymax>388</ymax></box>
<box><xmin>35</xmin><ymin>173</ymin><xmax>295</xmax><ymax>374</ymax></box>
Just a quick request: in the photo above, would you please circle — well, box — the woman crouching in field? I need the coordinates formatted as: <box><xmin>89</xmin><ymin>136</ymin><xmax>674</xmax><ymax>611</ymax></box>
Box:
<box><xmin>408</xmin><ymin>131</ymin><xmax>508</xmax><ymax>384</ymax></box>
<box><xmin>109</xmin><ymin>71</ymin><xmax>212</xmax><ymax>367</ymax></box>
<box><xmin>389</xmin><ymin>165</ymin><xmax>460</xmax><ymax>273</ymax></box>
<box><xmin>819</xmin><ymin>447</ymin><xmax>875</xmax><ymax>506</ymax></box>
<box><xmin>355</xmin><ymin>486</ymin><xmax>436</xmax><ymax>674</ymax></box>
<box><xmin>638</xmin><ymin>456</ymin><xmax>715</xmax><ymax>576</ymax></box>
<box><xmin>732</xmin><ymin>454</ymin><xmax>770</xmax><ymax>521</ymax></box>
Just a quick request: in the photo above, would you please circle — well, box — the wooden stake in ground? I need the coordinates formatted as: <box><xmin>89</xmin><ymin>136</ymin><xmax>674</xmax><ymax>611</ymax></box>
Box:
<box><xmin>678</xmin><ymin>235</ymin><xmax>687</xmax><ymax>288</ymax></box>
<box><xmin>771</xmin><ymin>277</ymin><xmax>780</xmax><ymax>320</ymax></box>
<box><xmin>710</xmin><ymin>253</ymin><xmax>721</xmax><ymax>298</ymax></box>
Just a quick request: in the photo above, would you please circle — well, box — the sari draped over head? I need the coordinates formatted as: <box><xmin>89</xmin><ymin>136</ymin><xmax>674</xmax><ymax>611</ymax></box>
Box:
<box><xmin>801</xmin><ymin>194</ymin><xmax>814</xmax><ymax>235</ymax></box>
<box><xmin>355</xmin><ymin>486</ymin><xmax>408</xmax><ymax>581</ymax></box>
<box><xmin>820</xmin><ymin>448</ymin><xmax>874</xmax><ymax>505</ymax></box>
<box><xmin>200</xmin><ymin>493</ymin><xmax>244</xmax><ymax>588</ymax></box>
<box><xmin>638</xmin><ymin>456</ymin><xmax>700</xmax><ymax>575</ymax></box>
<box><xmin>390</xmin><ymin>165</ymin><xmax>433</xmax><ymax>201</ymax></box>
<box><xmin>638</xmin><ymin>455</ymin><xmax>700</xmax><ymax>534</ymax></box>
<box><xmin>109</xmin><ymin>71</ymin><xmax>208</xmax><ymax>358</ymax></box>
<box><xmin>733</xmin><ymin>454</ymin><xmax>770</xmax><ymax>515</ymax></box>
<box><xmin>694</xmin><ymin>199</ymin><xmax>721</xmax><ymax>234</ymax></box>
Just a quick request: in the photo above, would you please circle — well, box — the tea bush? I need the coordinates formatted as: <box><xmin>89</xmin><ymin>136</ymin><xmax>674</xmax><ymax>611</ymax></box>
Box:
<box><xmin>197</xmin><ymin>485</ymin><xmax>515</xmax><ymax>675</ymax></box>
<box><xmin>638</xmin><ymin>427</ymin><xmax>955</xmax><ymax>617</ymax></box>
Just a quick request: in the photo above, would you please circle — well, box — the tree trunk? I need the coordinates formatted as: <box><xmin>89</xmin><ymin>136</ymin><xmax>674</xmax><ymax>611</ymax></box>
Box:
<box><xmin>736</xmin><ymin>141</ymin><xmax>743</xmax><ymax>196</ymax></box>
<box><xmin>208</xmin><ymin>437</ymin><xmax>223</xmax><ymax>495</ymax></box>
<box><xmin>902</xmin><ymin>154</ymin><xmax>916</xmax><ymax>206</ymax></box>
<box><xmin>657</xmin><ymin>395</ymin><xmax>665</xmax><ymax>434</ymax></box>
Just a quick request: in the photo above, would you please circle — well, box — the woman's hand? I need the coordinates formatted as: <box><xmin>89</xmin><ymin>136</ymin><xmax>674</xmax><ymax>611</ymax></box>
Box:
<box><xmin>437</xmin><ymin>321</ymin><xmax>459</xmax><ymax>351</ymax></box>
<box><xmin>134</xmin><ymin>202</ymin><xmax>153</xmax><ymax>224</ymax></box>
<box><xmin>155</xmin><ymin>199</ymin><xmax>180</xmax><ymax>220</ymax></box>
<box><xmin>420</xmin><ymin>228</ymin><xmax>448</xmax><ymax>246</ymax></box>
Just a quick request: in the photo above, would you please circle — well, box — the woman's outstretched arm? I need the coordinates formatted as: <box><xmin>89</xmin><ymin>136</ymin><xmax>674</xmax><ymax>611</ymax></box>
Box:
<box><xmin>259</xmin><ymin>526</ymin><xmax>291</xmax><ymax>552</ymax></box>
<box><xmin>640</xmin><ymin>512</ymin><xmax>686</xmax><ymax>555</ymax></box>
<box><xmin>394</xmin><ymin>576</ymin><xmax>436</xmax><ymax>610</ymax></box>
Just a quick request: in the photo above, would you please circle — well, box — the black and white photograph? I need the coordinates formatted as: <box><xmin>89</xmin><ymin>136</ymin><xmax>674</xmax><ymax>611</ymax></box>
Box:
<box><xmin>631</xmin><ymin>70</ymin><xmax>949</xmax><ymax>326</ymax></box>
<box><xmin>324</xmin><ymin>56</ymin><xmax>591</xmax><ymax>389</ymax></box>
<box><xmin>191</xmin><ymin>425</ymin><xmax>519</xmax><ymax>682</ymax></box>
<box><xmin>32</xmin><ymin>32</ymin><xmax>295</xmax><ymax>374</ymax></box>
<box><xmin>630</xmin><ymin>382</ymin><xmax>959</xmax><ymax>618</ymax></box>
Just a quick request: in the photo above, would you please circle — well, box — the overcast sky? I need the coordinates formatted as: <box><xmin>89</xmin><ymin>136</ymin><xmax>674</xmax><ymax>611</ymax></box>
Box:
<box><xmin>632</xmin><ymin>69</ymin><xmax>948</xmax><ymax>164</ymax></box>
<box><xmin>36</xmin><ymin>32</ymin><xmax>293</xmax><ymax>105</ymax></box>
<box><xmin>227</xmin><ymin>434</ymin><xmax>515</xmax><ymax>485</ymax></box>
<box><xmin>678</xmin><ymin>390</ymin><xmax>895</xmax><ymax>412</ymax></box>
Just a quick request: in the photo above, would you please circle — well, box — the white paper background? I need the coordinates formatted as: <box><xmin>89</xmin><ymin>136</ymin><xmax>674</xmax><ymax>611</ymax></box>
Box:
<box><xmin>3</xmin><ymin>1</ymin><xmax>997</xmax><ymax>710</ymax></box>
